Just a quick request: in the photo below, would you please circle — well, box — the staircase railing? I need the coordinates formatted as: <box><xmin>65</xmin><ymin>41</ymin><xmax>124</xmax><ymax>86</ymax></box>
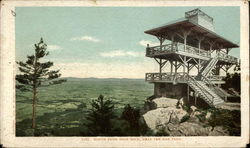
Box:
<box><xmin>217</xmin><ymin>52</ymin><xmax>238</xmax><ymax>64</ymax></box>
<box><xmin>201</xmin><ymin>75</ymin><xmax>227</xmax><ymax>101</ymax></box>
<box><xmin>201</xmin><ymin>57</ymin><xmax>218</xmax><ymax>77</ymax></box>
<box><xmin>185</xmin><ymin>74</ymin><xmax>214</xmax><ymax>105</ymax></box>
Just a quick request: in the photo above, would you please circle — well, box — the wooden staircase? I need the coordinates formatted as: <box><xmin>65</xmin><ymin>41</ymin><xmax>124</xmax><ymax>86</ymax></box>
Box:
<box><xmin>187</xmin><ymin>56</ymin><xmax>225</xmax><ymax>107</ymax></box>
<box><xmin>187</xmin><ymin>76</ymin><xmax>224</xmax><ymax>106</ymax></box>
<box><xmin>199</xmin><ymin>56</ymin><xmax>218</xmax><ymax>78</ymax></box>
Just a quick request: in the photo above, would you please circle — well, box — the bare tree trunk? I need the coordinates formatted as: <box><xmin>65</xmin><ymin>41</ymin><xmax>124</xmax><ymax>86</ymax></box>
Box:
<box><xmin>32</xmin><ymin>86</ymin><xmax>37</xmax><ymax>128</ymax></box>
<box><xmin>32</xmin><ymin>52</ymin><xmax>38</xmax><ymax>129</ymax></box>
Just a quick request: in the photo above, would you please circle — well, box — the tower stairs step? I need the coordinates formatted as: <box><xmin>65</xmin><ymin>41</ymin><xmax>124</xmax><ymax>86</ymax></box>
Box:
<box><xmin>187</xmin><ymin>79</ymin><xmax>224</xmax><ymax>107</ymax></box>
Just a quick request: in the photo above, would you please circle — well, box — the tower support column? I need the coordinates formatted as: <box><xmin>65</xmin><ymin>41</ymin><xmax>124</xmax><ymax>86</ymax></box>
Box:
<box><xmin>157</xmin><ymin>36</ymin><xmax>165</xmax><ymax>75</ymax></box>
<box><xmin>170</xmin><ymin>60</ymin><xmax>173</xmax><ymax>75</ymax></box>
<box><xmin>182</xmin><ymin>29</ymin><xmax>191</xmax><ymax>51</ymax></box>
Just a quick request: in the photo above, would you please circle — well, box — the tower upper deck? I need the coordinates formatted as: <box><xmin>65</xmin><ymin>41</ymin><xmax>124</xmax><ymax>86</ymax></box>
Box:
<box><xmin>185</xmin><ymin>8</ymin><xmax>215</xmax><ymax>32</ymax></box>
<box><xmin>144</xmin><ymin>9</ymin><xmax>239</xmax><ymax>50</ymax></box>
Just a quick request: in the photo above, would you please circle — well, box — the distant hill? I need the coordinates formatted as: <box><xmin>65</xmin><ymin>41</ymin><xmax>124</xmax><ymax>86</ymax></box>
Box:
<box><xmin>62</xmin><ymin>77</ymin><xmax>144</xmax><ymax>81</ymax></box>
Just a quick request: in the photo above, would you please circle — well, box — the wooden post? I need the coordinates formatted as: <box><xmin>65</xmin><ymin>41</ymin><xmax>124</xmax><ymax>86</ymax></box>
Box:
<box><xmin>197</xmin><ymin>35</ymin><xmax>204</xmax><ymax>55</ymax></box>
<box><xmin>159</xmin><ymin>59</ymin><xmax>162</xmax><ymax>74</ymax></box>
<box><xmin>170</xmin><ymin>60</ymin><xmax>173</xmax><ymax>75</ymax></box>
<box><xmin>197</xmin><ymin>35</ymin><xmax>204</xmax><ymax>73</ymax></box>
<box><xmin>183</xmin><ymin>56</ymin><xmax>186</xmax><ymax>73</ymax></box>
<box><xmin>159</xmin><ymin>37</ymin><xmax>163</xmax><ymax>75</ymax></box>
<box><xmin>207</xmin><ymin>39</ymin><xmax>215</xmax><ymax>57</ymax></box>
<box><xmin>159</xmin><ymin>37</ymin><xmax>163</xmax><ymax>51</ymax></box>
<box><xmin>182</xmin><ymin>29</ymin><xmax>191</xmax><ymax>51</ymax></box>
<box><xmin>209</xmin><ymin>44</ymin><xmax>213</xmax><ymax>57</ymax></box>
<box><xmin>171</xmin><ymin>34</ymin><xmax>175</xmax><ymax>50</ymax></box>
<box><xmin>184</xmin><ymin>34</ymin><xmax>187</xmax><ymax>51</ymax></box>
<box><xmin>198</xmin><ymin>40</ymin><xmax>201</xmax><ymax>55</ymax></box>
<box><xmin>187</xmin><ymin>85</ymin><xmax>190</xmax><ymax>103</ymax></box>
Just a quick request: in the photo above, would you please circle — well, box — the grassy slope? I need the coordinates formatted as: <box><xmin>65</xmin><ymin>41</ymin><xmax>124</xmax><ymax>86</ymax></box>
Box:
<box><xmin>16</xmin><ymin>78</ymin><xmax>153</xmax><ymax>136</ymax></box>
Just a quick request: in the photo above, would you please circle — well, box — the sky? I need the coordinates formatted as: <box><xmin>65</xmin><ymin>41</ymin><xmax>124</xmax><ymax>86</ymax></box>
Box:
<box><xmin>15</xmin><ymin>7</ymin><xmax>240</xmax><ymax>78</ymax></box>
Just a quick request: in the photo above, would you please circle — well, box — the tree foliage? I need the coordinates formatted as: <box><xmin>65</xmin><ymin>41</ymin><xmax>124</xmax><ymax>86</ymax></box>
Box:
<box><xmin>16</xmin><ymin>38</ymin><xmax>65</xmax><ymax>129</ymax></box>
<box><xmin>86</xmin><ymin>94</ymin><xmax>115</xmax><ymax>136</ymax></box>
<box><xmin>16</xmin><ymin>38</ymin><xmax>64</xmax><ymax>90</ymax></box>
<box><xmin>121</xmin><ymin>104</ymin><xmax>140</xmax><ymax>130</ymax></box>
<box><xmin>222</xmin><ymin>73</ymin><xmax>241</xmax><ymax>93</ymax></box>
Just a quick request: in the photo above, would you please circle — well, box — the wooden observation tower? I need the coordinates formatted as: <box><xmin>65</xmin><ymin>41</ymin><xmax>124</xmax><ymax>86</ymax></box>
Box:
<box><xmin>144</xmin><ymin>9</ymin><xmax>239</xmax><ymax>107</ymax></box>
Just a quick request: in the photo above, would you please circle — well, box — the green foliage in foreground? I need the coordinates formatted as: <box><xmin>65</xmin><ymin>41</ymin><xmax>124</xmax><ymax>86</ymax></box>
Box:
<box><xmin>207</xmin><ymin>108</ymin><xmax>241</xmax><ymax>136</ymax></box>
<box><xmin>86</xmin><ymin>95</ymin><xmax>115</xmax><ymax>136</ymax></box>
<box><xmin>121</xmin><ymin>104</ymin><xmax>140</xmax><ymax>129</ymax></box>
<box><xmin>222</xmin><ymin>73</ymin><xmax>241</xmax><ymax>93</ymax></box>
<box><xmin>180</xmin><ymin>114</ymin><xmax>190</xmax><ymax>123</ymax></box>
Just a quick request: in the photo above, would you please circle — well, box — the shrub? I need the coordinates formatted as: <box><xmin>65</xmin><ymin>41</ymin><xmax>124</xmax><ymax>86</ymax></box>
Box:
<box><xmin>182</xmin><ymin>103</ymin><xmax>192</xmax><ymax>114</ymax></box>
<box><xmin>180</xmin><ymin>114</ymin><xmax>190</xmax><ymax>123</ymax></box>
<box><xmin>121</xmin><ymin>104</ymin><xmax>140</xmax><ymax>129</ymax></box>
<box><xmin>155</xmin><ymin>127</ymin><xmax>169</xmax><ymax>136</ymax></box>
<box><xmin>195</xmin><ymin>111</ymin><xmax>207</xmax><ymax>123</ymax></box>
<box><xmin>222</xmin><ymin>73</ymin><xmax>241</xmax><ymax>93</ymax></box>
<box><xmin>121</xmin><ymin>104</ymin><xmax>141</xmax><ymax>135</ymax></box>
<box><xmin>207</xmin><ymin>108</ymin><xmax>241</xmax><ymax>136</ymax></box>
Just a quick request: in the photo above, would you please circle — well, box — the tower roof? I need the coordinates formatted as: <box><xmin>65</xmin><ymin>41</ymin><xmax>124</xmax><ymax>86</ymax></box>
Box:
<box><xmin>144</xmin><ymin>9</ymin><xmax>239</xmax><ymax>49</ymax></box>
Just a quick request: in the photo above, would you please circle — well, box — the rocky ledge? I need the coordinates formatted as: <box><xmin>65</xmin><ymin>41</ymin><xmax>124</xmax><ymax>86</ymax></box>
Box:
<box><xmin>142</xmin><ymin>97</ymin><xmax>231</xmax><ymax>136</ymax></box>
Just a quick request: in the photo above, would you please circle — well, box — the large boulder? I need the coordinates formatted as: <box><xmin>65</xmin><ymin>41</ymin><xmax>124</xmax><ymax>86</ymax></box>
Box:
<box><xmin>142</xmin><ymin>96</ymin><xmax>231</xmax><ymax>136</ymax></box>
<box><xmin>176</xmin><ymin>122</ymin><xmax>212</xmax><ymax>136</ymax></box>
<box><xmin>152</xmin><ymin>97</ymin><xmax>178</xmax><ymax>108</ymax></box>
<box><xmin>208</xmin><ymin>126</ymin><xmax>229</xmax><ymax>136</ymax></box>
<box><xmin>142</xmin><ymin>107</ymin><xmax>188</xmax><ymax>130</ymax></box>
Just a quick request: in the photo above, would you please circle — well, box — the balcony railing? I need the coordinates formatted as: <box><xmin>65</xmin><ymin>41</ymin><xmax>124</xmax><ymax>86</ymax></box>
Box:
<box><xmin>146</xmin><ymin>42</ymin><xmax>238</xmax><ymax>64</ymax></box>
<box><xmin>145</xmin><ymin>72</ymin><xmax>190</xmax><ymax>83</ymax></box>
<box><xmin>145</xmin><ymin>73</ymin><xmax>224</xmax><ymax>83</ymax></box>
<box><xmin>146</xmin><ymin>44</ymin><xmax>174</xmax><ymax>56</ymax></box>
<box><xmin>177</xmin><ymin>43</ymin><xmax>211</xmax><ymax>57</ymax></box>
<box><xmin>146</xmin><ymin>42</ymin><xmax>211</xmax><ymax>58</ymax></box>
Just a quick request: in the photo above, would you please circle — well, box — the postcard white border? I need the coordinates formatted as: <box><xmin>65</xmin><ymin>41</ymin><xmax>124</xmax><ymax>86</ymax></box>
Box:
<box><xmin>0</xmin><ymin>0</ymin><xmax>249</xmax><ymax>147</ymax></box>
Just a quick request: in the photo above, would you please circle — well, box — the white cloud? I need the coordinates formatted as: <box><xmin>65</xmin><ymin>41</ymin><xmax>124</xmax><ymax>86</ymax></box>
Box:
<box><xmin>47</xmin><ymin>45</ymin><xmax>62</xmax><ymax>51</ymax></box>
<box><xmin>139</xmin><ymin>40</ymin><xmax>159</xmax><ymax>47</ymax></box>
<box><xmin>71</xmin><ymin>36</ymin><xmax>100</xmax><ymax>42</ymax></box>
<box><xmin>99</xmin><ymin>50</ymin><xmax>143</xmax><ymax>58</ymax></box>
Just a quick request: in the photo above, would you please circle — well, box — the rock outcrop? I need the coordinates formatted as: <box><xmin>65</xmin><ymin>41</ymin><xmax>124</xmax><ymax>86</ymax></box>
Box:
<box><xmin>142</xmin><ymin>97</ymin><xmax>230</xmax><ymax>136</ymax></box>
<box><xmin>143</xmin><ymin>107</ymin><xmax>187</xmax><ymax>130</ymax></box>
<box><xmin>152</xmin><ymin>97</ymin><xmax>178</xmax><ymax>108</ymax></box>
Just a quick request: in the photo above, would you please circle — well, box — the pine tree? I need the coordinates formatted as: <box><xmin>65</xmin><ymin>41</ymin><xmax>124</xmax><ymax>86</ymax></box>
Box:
<box><xmin>121</xmin><ymin>104</ymin><xmax>140</xmax><ymax>129</ymax></box>
<box><xmin>86</xmin><ymin>95</ymin><xmax>115</xmax><ymax>136</ymax></box>
<box><xmin>16</xmin><ymin>38</ymin><xmax>65</xmax><ymax>128</ymax></box>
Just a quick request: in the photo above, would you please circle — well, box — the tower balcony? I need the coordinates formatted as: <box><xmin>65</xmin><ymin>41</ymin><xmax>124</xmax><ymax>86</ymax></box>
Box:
<box><xmin>145</xmin><ymin>72</ymin><xmax>225</xmax><ymax>84</ymax></box>
<box><xmin>146</xmin><ymin>43</ymin><xmax>238</xmax><ymax>64</ymax></box>
<box><xmin>145</xmin><ymin>72</ymin><xmax>190</xmax><ymax>83</ymax></box>
<box><xmin>217</xmin><ymin>52</ymin><xmax>238</xmax><ymax>64</ymax></box>
<box><xmin>146</xmin><ymin>43</ymin><xmax>210</xmax><ymax>60</ymax></box>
